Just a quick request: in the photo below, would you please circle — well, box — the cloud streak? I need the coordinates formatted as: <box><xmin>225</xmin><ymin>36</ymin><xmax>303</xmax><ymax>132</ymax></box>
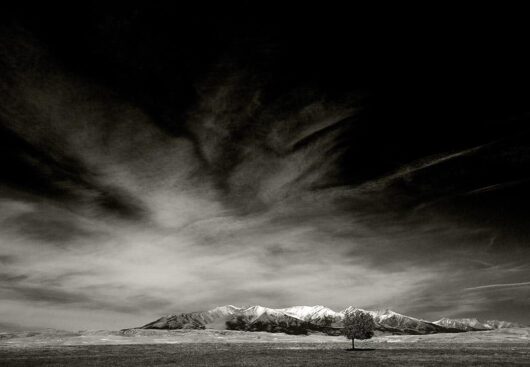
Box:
<box><xmin>465</xmin><ymin>282</ymin><xmax>530</xmax><ymax>291</ymax></box>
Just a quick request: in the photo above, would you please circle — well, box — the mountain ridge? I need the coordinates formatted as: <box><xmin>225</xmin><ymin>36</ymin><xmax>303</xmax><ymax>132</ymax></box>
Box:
<box><xmin>137</xmin><ymin>305</ymin><xmax>525</xmax><ymax>336</ymax></box>
<box><xmin>434</xmin><ymin>317</ymin><xmax>526</xmax><ymax>331</ymax></box>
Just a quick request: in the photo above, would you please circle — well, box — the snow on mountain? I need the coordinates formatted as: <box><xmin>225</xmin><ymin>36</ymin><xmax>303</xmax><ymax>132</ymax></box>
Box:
<box><xmin>141</xmin><ymin>305</ymin><xmax>448</xmax><ymax>334</ymax></box>
<box><xmin>141</xmin><ymin>305</ymin><xmax>309</xmax><ymax>332</ymax></box>
<box><xmin>138</xmin><ymin>305</ymin><xmax>524</xmax><ymax>335</ymax></box>
<box><xmin>250</xmin><ymin>309</ymin><xmax>310</xmax><ymax>329</ymax></box>
<box><xmin>141</xmin><ymin>305</ymin><xmax>241</xmax><ymax>330</ymax></box>
<box><xmin>484</xmin><ymin>320</ymin><xmax>526</xmax><ymax>329</ymax></box>
<box><xmin>206</xmin><ymin>305</ymin><xmax>240</xmax><ymax>318</ymax></box>
<box><xmin>433</xmin><ymin>318</ymin><xmax>492</xmax><ymax>331</ymax></box>
<box><xmin>433</xmin><ymin>318</ymin><xmax>526</xmax><ymax>331</ymax></box>
<box><xmin>236</xmin><ymin>306</ymin><xmax>262</xmax><ymax>320</ymax></box>
<box><xmin>342</xmin><ymin>307</ymin><xmax>450</xmax><ymax>334</ymax></box>
<box><xmin>278</xmin><ymin>305</ymin><xmax>342</xmax><ymax>325</ymax></box>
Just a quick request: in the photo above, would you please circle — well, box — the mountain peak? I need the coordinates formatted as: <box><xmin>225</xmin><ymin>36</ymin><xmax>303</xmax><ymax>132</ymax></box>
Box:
<box><xmin>279</xmin><ymin>305</ymin><xmax>341</xmax><ymax>322</ymax></box>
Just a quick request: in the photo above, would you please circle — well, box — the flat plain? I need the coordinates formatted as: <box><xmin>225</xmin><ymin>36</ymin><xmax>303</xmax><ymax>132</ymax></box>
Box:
<box><xmin>1</xmin><ymin>328</ymin><xmax>529</xmax><ymax>366</ymax></box>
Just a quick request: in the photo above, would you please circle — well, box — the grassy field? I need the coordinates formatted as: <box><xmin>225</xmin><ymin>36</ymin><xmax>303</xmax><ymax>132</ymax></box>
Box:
<box><xmin>1</xmin><ymin>343</ymin><xmax>529</xmax><ymax>366</ymax></box>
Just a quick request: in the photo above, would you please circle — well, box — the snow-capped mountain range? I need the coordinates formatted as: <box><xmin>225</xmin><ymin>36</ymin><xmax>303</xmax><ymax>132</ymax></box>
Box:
<box><xmin>434</xmin><ymin>317</ymin><xmax>526</xmax><ymax>331</ymax></box>
<box><xmin>137</xmin><ymin>305</ymin><xmax>526</xmax><ymax>336</ymax></box>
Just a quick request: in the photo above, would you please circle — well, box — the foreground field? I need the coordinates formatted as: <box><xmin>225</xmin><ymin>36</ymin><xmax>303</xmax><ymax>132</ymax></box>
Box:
<box><xmin>1</xmin><ymin>327</ymin><xmax>529</xmax><ymax>346</ymax></box>
<box><xmin>1</xmin><ymin>328</ymin><xmax>529</xmax><ymax>366</ymax></box>
<box><xmin>0</xmin><ymin>343</ymin><xmax>529</xmax><ymax>366</ymax></box>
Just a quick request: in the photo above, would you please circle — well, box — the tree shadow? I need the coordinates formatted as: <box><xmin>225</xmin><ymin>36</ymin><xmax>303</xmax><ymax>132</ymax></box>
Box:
<box><xmin>345</xmin><ymin>348</ymin><xmax>375</xmax><ymax>352</ymax></box>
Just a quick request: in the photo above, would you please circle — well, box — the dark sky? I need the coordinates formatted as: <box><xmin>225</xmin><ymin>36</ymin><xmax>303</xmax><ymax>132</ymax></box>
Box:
<box><xmin>0</xmin><ymin>4</ymin><xmax>529</xmax><ymax>329</ymax></box>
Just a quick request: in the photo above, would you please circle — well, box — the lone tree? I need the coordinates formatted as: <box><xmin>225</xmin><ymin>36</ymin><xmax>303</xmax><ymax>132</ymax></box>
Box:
<box><xmin>342</xmin><ymin>309</ymin><xmax>376</xmax><ymax>350</ymax></box>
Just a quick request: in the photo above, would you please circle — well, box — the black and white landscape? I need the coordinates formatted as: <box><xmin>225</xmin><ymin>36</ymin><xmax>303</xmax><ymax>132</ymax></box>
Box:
<box><xmin>1</xmin><ymin>3</ymin><xmax>529</xmax><ymax>366</ymax></box>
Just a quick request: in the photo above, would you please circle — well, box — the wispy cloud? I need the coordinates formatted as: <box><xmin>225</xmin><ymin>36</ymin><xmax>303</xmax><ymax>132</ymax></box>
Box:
<box><xmin>348</xmin><ymin>144</ymin><xmax>486</xmax><ymax>194</ymax></box>
<box><xmin>465</xmin><ymin>282</ymin><xmax>530</xmax><ymax>291</ymax></box>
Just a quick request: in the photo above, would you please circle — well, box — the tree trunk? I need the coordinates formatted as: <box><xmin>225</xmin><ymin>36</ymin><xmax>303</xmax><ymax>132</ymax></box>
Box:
<box><xmin>351</xmin><ymin>337</ymin><xmax>355</xmax><ymax>350</ymax></box>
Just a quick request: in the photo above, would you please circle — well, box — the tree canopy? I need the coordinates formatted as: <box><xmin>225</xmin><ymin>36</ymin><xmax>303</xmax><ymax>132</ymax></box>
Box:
<box><xmin>343</xmin><ymin>309</ymin><xmax>376</xmax><ymax>349</ymax></box>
